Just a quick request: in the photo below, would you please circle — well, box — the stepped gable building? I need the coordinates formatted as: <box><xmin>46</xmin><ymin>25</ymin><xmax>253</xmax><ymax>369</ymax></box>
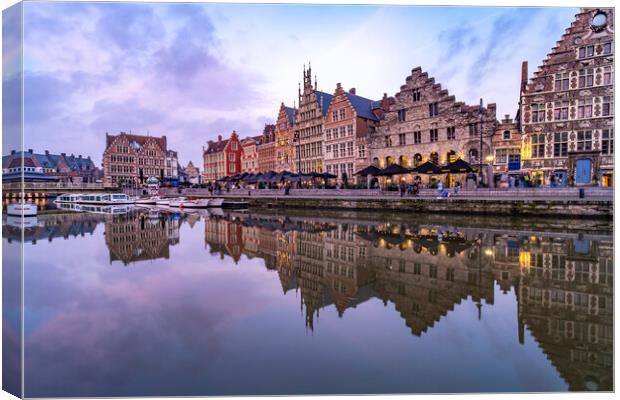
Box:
<box><xmin>185</xmin><ymin>161</ymin><xmax>201</xmax><ymax>185</ymax></box>
<box><xmin>293</xmin><ymin>64</ymin><xmax>333</xmax><ymax>173</ymax></box>
<box><xmin>323</xmin><ymin>83</ymin><xmax>385</xmax><ymax>184</ymax></box>
<box><xmin>202</xmin><ymin>131</ymin><xmax>242</xmax><ymax>182</ymax></box>
<box><xmin>275</xmin><ymin>103</ymin><xmax>296</xmax><ymax>172</ymax></box>
<box><xmin>257</xmin><ymin>124</ymin><xmax>277</xmax><ymax>172</ymax></box>
<box><xmin>520</xmin><ymin>8</ymin><xmax>614</xmax><ymax>187</ymax></box>
<box><xmin>491</xmin><ymin>114</ymin><xmax>523</xmax><ymax>176</ymax></box>
<box><xmin>241</xmin><ymin>135</ymin><xmax>262</xmax><ymax>173</ymax></box>
<box><xmin>103</xmin><ymin>132</ymin><xmax>167</xmax><ymax>187</ymax></box>
<box><xmin>368</xmin><ymin>67</ymin><xmax>496</xmax><ymax>185</ymax></box>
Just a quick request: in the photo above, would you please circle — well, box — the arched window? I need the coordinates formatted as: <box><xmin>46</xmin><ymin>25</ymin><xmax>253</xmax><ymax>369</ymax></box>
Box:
<box><xmin>468</xmin><ymin>149</ymin><xmax>479</xmax><ymax>163</ymax></box>
<box><xmin>414</xmin><ymin>153</ymin><xmax>422</xmax><ymax>167</ymax></box>
<box><xmin>386</xmin><ymin>156</ymin><xmax>393</xmax><ymax>166</ymax></box>
<box><xmin>372</xmin><ymin>157</ymin><xmax>379</xmax><ymax>167</ymax></box>
<box><xmin>430</xmin><ymin>152</ymin><xmax>439</xmax><ymax>164</ymax></box>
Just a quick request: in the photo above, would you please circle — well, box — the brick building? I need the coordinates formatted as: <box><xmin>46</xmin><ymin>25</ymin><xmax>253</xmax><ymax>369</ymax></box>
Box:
<box><xmin>203</xmin><ymin>131</ymin><xmax>242</xmax><ymax>182</ymax></box>
<box><xmin>520</xmin><ymin>8</ymin><xmax>614</xmax><ymax>187</ymax></box>
<box><xmin>491</xmin><ymin>114</ymin><xmax>522</xmax><ymax>175</ymax></box>
<box><xmin>103</xmin><ymin>132</ymin><xmax>167</xmax><ymax>187</ymax></box>
<box><xmin>257</xmin><ymin>124</ymin><xmax>276</xmax><ymax>172</ymax></box>
<box><xmin>275</xmin><ymin>103</ymin><xmax>296</xmax><ymax>172</ymax></box>
<box><xmin>240</xmin><ymin>135</ymin><xmax>262</xmax><ymax>173</ymax></box>
<box><xmin>293</xmin><ymin>65</ymin><xmax>333</xmax><ymax>173</ymax></box>
<box><xmin>368</xmin><ymin>67</ymin><xmax>497</xmax><ymax>186</ymax></box>
<box><xmin>3</xmin><ymin>149</ymin><xmax>100</xmax><ymax>183</ymax></box>
<box><xmin>185</xmin><ymin>161</ymin><xmax>201</xmax><ymax>185</ymax></box>
<box><xmin>323</xmin><ymin>83</ymin><xmax>384</xmax><ymax>184</ymax></box>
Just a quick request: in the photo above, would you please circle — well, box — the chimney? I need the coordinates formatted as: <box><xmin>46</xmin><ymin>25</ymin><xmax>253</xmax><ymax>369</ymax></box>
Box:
<box><xmin>218</xmin><ymin>135</ymin><xmax>222</xmax><ymax>141</ymax></box>
<box><xmin>61</xmin><ymin>153</ymin><xmax>66</xmax><ymax>157</ymax></box>
<box><xmin>521</xmin><ymin>61</ymin><xmax>528</xmax><ymax>92</ymax></box>
<box><xmin>336</xmin><ymin>82</ymin><xmax>342</xmax><ymax>89</ymax></box>
<box><xmin>349</xmin><ymin>88</ymin><xmax>356</xmax><ymax>95</ymax></box>
<box><xmin>28</xmin><ymin>149</ymin><xmax>33</xmax><ymax>153</ymax></box>
<box><xmin>11</xmin><ymin>150</ymin><xmax>15</xmax><ymax>155</ymax></box>
<box><xmin>45</xmin><ymin>150</ymin><xmax>50</xmax><ymax>155</ymax></box>
<box><xmin>78</xmin><ymin>154</ymin><xmax>82</xmax><ymax>159</ymax></box>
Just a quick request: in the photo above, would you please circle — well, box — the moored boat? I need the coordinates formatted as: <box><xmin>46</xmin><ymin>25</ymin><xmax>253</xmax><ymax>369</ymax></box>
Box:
<box><xmin>54</xmin><ymin>192</ymin><xmax>134</xmax><ymax>205</ymax></box>
<box><xmin>7</xmin><ymin>202</ymin><xmax>38</xmax><ymax>216</ymax></box>
<box><xmin>135</xmin><ymin>196</ymin><xmax>160</xmax><ymax>205</ymax></box>
<box><xmin>221</xmin><ymin>199</ymin><xmax>249</xmax><ymax>209</ymax></box>
<box><xmin>207</xmin><ymin>198</ymin><xmax>224</xmax><ymax>207</ymax></box>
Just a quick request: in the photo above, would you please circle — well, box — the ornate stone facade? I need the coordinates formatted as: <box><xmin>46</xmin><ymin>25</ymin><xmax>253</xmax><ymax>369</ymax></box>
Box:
<box><xmin>520</xmin><ymin>8</ymin><xmax>614</xmax><ymax>187</ymax></box>
<box><xmin>257</xmin><ymin>124</ymin><xmax>276</xmax><ymax>172</ymax></box>
<box><xmin>368</xmin><ymin>67</ymin><xmax>496</xmax><ymax>184</ymax></box>
<box><xmin>292</xmin><ymin>65</ymin><xmax>332</xmax><ymax>173</ymax></box>
<box><xmin>275</xmin><ymin>103</ymin><xmax>296</xmax><ymax>172</ymax></box>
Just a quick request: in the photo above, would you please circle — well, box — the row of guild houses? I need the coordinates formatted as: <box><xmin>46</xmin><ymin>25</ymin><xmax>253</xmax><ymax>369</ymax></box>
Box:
<box><xmin>201</xmin><ymin>7</ymin><xmax>613</xmax><ymax>187</ymax></box>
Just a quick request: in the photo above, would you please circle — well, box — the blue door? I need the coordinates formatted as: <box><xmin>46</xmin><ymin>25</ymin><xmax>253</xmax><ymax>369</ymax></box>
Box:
<box><xmin>575</xmin><ymin>159</ymin><xmax>591</xmax><ymax>184</ymax></box>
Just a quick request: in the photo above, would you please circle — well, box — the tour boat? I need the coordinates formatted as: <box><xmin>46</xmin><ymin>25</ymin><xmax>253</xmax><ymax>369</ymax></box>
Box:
<box><xmin>55</xmin><ymin>193</ymin><xmax>134</xmax><ymax>205</ymax></box>
<box><xmin>7</xmin><ymin>202</ymin><xmax>38</xmax><ymax>216</ymax></box>
<box><xmin>155</xmin><ymin>198</ymin><xmax>172</xmax><ymax>206</ymax></box>
<box><xmin>79</xmin><ymin>204</ymin><xmax>131</xmax><ymax>215</ymax></box>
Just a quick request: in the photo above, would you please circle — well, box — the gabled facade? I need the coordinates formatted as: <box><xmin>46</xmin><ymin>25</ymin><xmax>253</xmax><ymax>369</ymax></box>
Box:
<box><xmin>241</xmin><ymin>135</ymin><xmax>262</xmax><ymax>173</ymax></box>
<box><xmin>323</xmin><ymin>83</ymin><xmax>383</xmax><ymax>184</ymax></box>
<box><xmin>203</xmin><ymin>131</ymin><xmax>242</xmax><ymax>182</ymax></box>
<box><xmin>185</xmin><ymin>161</ymin><xmax>201</xmax><ymax>185</ymax></box>
<box><xmin>368</xmin><ymin>67</ymin><xmax>496</xmax><ymax>186</ymax></box>
<box><xmin>103</xmin><ymin>132</ymin><xmax>167</xmax><ymax>187</ymax></box>
<box><xmin>492</xmin><ymin>114</ymin><xmax>522</xmax><ymax>175</ymax></box>
<box><xmin>293</xmin><ymin>65</ymin><xmax>333</xmax><ymax>173</ymax></box>
<box><xmin>257</xmin><ymin>124</ymin><xmax>277</xmax><ymax>172</ymax></box>
<box><xmin>275</xmin><ymin>103</ymin><xmax>296</xmax><ymax>172</ymax></box>
<box><xmin>520</xmin><ymin>8</ymin><xmax>614</xmax><ymax>187</ymax></box>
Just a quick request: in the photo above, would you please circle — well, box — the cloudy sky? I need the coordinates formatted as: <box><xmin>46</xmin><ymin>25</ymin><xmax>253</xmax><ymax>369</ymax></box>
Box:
<box><xmin>14</xmin><ymin>2</ymin><xmax>578</xmax><ymax>166</ymax></box>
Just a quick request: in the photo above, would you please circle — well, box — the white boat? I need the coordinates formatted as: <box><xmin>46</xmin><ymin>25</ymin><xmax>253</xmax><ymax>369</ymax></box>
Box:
<box><xmin>207</xmin><ymin>198</ymin><xmax>224</xmax><ymax>207</ymax></box>
<box><xmin>155</xmin><ymin>198</ymin><xmax>172</xmax><ymax>206</ymax></box>
<box><xmin>7</xmin><ymin>202</ymin><xmax>38</xmax><ymax>216</ymax></box>
<box><xmin>168</xmin><ymin>197</ymin><xmax>186</xmax><ymax>207</ymax></box>
<box><xmin>135</xmin><ymin>196</ymin><xmax>160</xmax><ymax>205</ymax></box>
<box><xmin>55</xmin><ymin>192</ymin><xmax>134</xmax><ymax>205</ymax></box>
<box><xmin>169</xmin><ymin>197</ymin><xmax>210</xmax><ymax>208</ymax></box>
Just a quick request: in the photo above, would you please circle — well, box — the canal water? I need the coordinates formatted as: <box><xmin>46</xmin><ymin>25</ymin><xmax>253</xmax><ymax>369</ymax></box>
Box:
<box><xmin>2</xmin><ymin>202</ymin><xmax>613</xmax><ymax>396</ymax></box>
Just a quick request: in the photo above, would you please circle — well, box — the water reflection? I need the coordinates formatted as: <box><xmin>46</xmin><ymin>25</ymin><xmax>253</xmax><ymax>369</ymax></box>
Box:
<box><xmin>3</xmin><ymin>206</ymin><xmax>613</xmax><ymax>394</ymax></box>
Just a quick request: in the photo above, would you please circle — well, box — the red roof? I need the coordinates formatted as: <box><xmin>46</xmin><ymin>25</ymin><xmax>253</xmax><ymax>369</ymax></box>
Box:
<box><xmin>9</xmin><ymin>157</ymin><xmax>35</xmax><ymax>168</ymax></box>
<box><xmin>205</xmin><ymin>138</ymin><xmax>230</xmax><ymax>154</ymax></box>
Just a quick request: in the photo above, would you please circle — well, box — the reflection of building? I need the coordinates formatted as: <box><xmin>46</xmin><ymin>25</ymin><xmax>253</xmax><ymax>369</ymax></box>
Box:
<box><xmin>103</xmin><ymin>132</ymin><xmax>167</xmax><ymax>187</ymax></box>
<box><xmin>518</xmin><ymin>236</ymin><xmax>613</xmax><ymax>391</ymax></box>
<box><xmin>2</xmin><ymin>212</ymin><xmax>103</xmax><ymax>244</ymax></box>
<box><xmin>199</xmin><ymin>210</ymin><xmax>612</xmax><ymax>391</ymax></box>
<box><xmin>104</xmin><ymin>212</ymin><xmax>179</xmax><ymax>265</ymax></box>
<box><xmin>520</xmin><ymin>8</ymin><xmax>614</xmax><ymax>187</ymax></box>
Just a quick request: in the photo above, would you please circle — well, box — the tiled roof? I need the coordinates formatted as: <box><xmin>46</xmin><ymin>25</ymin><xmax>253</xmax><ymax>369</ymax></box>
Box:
<box><xmin>344</xmin><ymin>92</ymin><xmax>380</xmax><ymax>121</ymax></box>
<box><xmin>315</xmin><ymin>91</ymin><xmax>333</xmax><ymax>116</ymax></box>
<box><xmin>205</xmin><ymin>138</ymin><xmax>229</xmax><ymax>154</ymax></box>
<box><xmin>106</xmin><ymin>132</ymin><xmax>167</xmax><ymax>153</ymax></box>
<box><xmin>284</xmin><ymin>106</ymin><xmax>296</xmax><ymax>124</ymax></box>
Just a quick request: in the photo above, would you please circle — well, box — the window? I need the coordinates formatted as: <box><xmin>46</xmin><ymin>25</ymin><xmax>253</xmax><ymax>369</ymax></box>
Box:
<box><xmin>339</xmin><ymin>109</ymin><xmax>346</xmax><ymax>120</ymax></box>
<box><xmin>602</xmin><ymin>96</ymin><xmax>613</xmax><ymax>116</ymax></box>
<box><xmin>553</xmin><ymin>132</ymin><xmax>568</xmax><ymax>157</ymax></box>
<box><xmin>333</xmin><ymin>146</ymin><xmax>339</xmax><ymax>158</ymax></box>
<box><xmin>578</xmin><ymin>68</ymin><xmax>594</xmax><ymax>88</ymax></box>
<box><xmin>413</xmin><ymin>131</ymin><xmax>422</xmax><ymax>144</ymax></box>
<box><xmin>385</xmin><ymin>136</ymin><xmax>392</xmax><ymax>147</ymax></box>
<box><xmin>326</xmin><ymin>129</ymin><xmax>332</xmax><ymax>140</ymax></box>
<box><xmin>531</xmin><ymin>103</ymin><xmax>546</xmax><ymax>122</ymax></box>
<box><xmin>578</xmin><ymin>45</ymin><xmax>594</xmax><ymax>58</ymax></box>
<box><xmin>229</xmin><ymin>164</ymin><xmax>235</xmax><ymax>173</ymax></box>
<box><xmin>447</xmin><ymin>126</ymin><xmax>456</xmax><ymax>140</ymax></box>
<box><xmin>413</xmin><ymin>263</ymin><xmax>421</xmax><ymax>275</ymax></box>
<box><xmin>603</xmin><ymin>67</ymin><xmax>613</xmax><ymax>85</ymax></box>
<box><xmin>554</xmin><ymin>101</ymin><xmax>569</xmax><ymax>121</ymax></box>
<box><xmin>603</xmin><ymin>42</ymin><xmax>612</xmax><ymax>55</ymax></box>
<box><xmin>555</xmin><ymin>73</ymin><xmax>570</xmax><ymax>91</ymax></box>
<box><xmin>332</xmin><ymin>111</ymin><xmax>338</xmax><ymax>121</ymax></box>
<box><xmin>358</xmin><ymin>145</ymin><xmax>366</xmax><ymax>158</ymax></box>
<box><xmin>531</xmin><ymin>134</ymin><xmax>545</xmax><ymax>158</ymax></box>
<box><xmin>577</xmin><ymin>98</ymin><xmax>593</xmax><ymax>118</ymax></box>
<box><xmin>325</xmin><ymin>145</ymin><xmax>331</xmax><ymax>157</ymax></box>
<box><xmin>398</xmin><ymin>133</ymin><xmax>406</xmax><ymax>146</ymax></box>
<box><xmin>347</xmin><ymin>142</ymin><xmax>353</xmax><ymax>156</ymax></box>
<box><xmin>495</xmin><ymin>148</ymin><xmax>508</xmax><ymax>163</ymax></box>
<box><xmin>503</xmin><ymin>130</ymin><xmax>511</xmax><ymax>140</ymax></box>
<box><xmin>602</xmin><ymin>129</ymin><xmax>613</xmax><ymax>155</ymax></box>
<box><xmin>229</xmin><ymin>153</ymin><xmax>235</xmax><ymax>161</ymax></box>
<box><xmin>577</xmin><ymin>130</ymin><xmax>592</xmax><ymax>151</ymax></box>
<box><xmin>398</xmin><ymin>109</ymin><xmax>406</xmax><ymax>122</ymax></box>
<box><xmin>429</xmin><ymin>102</ymin><xmax>439</xmax><ymax>117</ymax></box>
<box><xmin>231</xmin><ymin>142</ymin><xmax>237</xmax><ymax>150</ymax></box>
<box><xmin>333</xmin><ymin>128</ymin><xmax>339</xmax><ymax>139</ymax></box>
<box><xmin>412</xmin><ymin>89</ymin><xmax>421</xmax><ymax>102</ymax></box>
<box><xmin>430</xmin><ymin>129</ymin><xmax>438</xmax><ymax>142</ymax></box>
<box><xmin>429</xmin><ymin>265</ymin><xmax>437</xmax><ymax>279</ymax></box>
<box><xmin>339</xmin><ymin>126</ymin><xmax>346</xmax><ymax>137</ymax></box>
<box><xmin>347</xmin><ymin>125</ymin><xmax>353</xmax><ymax>136</ymax></box>
<box><xmin>469</xmin><ymin>123</ymin><xmax>478</xmax><ymax>136</ymax></box>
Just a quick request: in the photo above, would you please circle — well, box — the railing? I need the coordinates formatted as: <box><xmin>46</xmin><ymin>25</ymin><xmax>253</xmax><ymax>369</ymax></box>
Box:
<box><xmin>3</xmin><ymin>182</ymin><xmax>107</xmax><ymax>191</ymax></box>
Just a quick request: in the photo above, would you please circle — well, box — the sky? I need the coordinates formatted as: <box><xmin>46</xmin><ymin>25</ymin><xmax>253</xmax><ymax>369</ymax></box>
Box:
<box><xmin>9</xmin><ymin>2</ymin><xmax>579</xmax><ymax>167</ymax></box>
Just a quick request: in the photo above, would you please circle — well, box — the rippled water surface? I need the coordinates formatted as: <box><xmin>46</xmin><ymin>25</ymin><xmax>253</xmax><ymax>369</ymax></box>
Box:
<box><xmin>2</xmin><ymin>202</ymin><xmax>613</xmax><ymax>396</ymax></box>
